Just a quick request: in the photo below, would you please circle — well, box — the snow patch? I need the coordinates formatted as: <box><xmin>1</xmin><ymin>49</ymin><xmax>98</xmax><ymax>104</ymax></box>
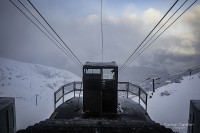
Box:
<box><xmin>0</xmin><ymin>57</ymin><xmax>81</xmax><ymax>130</ymax></box>
<box><xmin>148</xmin><ymin>73</ymin><xmax>200</xmax><ymax>133</ymax></box>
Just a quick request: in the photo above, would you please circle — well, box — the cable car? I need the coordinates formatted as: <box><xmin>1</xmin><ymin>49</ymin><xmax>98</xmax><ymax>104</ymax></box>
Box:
<box><xmin>83</xmin><ymin>61</ymin><xmax>118</xmax><ymax>115</ymax></box>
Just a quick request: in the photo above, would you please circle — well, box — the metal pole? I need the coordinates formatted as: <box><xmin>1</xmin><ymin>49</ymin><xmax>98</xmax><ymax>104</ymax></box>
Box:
<box><xmin>73</xmin><ymin>82</ymin><xmax>76</xmax><ymax>98</ymax></box>
<box><xmin>153</xmin><ymin>79</ymin><xmax>155</xmax><ymax>92</ymax></box>
<box><xmin>62</xmin><ymin>86</ymin><xmax>64</xmax><ymax>103</ymax></box>
<box><xmin>145</xmin><ymin>94</ymin><xmax>148</xmax><ymax>114</ymax></box>
<box><xmin>126</xmin><ymin>83</ymin><xmax>129</xmax><ymax>98</ymax></box>
<box><xmin>138</xmin><ymin>87</ymin><xmax>141</xmax><ymax>105</ymax></box>
<box><xmin>54</xmin><ymin>93</ymin><xmax>56</xmax><ymax>110</ymax></box>
<box><xmin>35</xmin><ymin>94</ymin><xmax>39</xmax><ymax>106</ymax></box>
<box><xmin>190</xmin><ymin>70</ymin><xmax>192</xmax><ymax>75</ymax></box>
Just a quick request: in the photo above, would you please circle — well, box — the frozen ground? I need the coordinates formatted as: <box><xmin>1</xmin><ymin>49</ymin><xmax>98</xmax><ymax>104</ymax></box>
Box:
<box><xmin>148</xmin><ymin>73</ymin><xmax>200</xmax><ymax>133</ymax></box>
<box><xmin>0</xmin><ymin>57</ymin><xmax>81</xmax><ymax>130</ymax></box>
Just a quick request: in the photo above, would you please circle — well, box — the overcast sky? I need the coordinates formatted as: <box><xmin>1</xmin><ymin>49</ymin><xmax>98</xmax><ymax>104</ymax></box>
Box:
<box><xmin>0</xmin><ymin>0</ymin><xmax>200</xmax><ymax>78</ymax></box>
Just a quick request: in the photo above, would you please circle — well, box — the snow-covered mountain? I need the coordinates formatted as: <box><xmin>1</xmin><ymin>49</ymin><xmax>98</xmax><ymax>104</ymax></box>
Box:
<box><xmin>0</xmin><ymin>57</ymin><xmax>81</xmax><ymax>130</ymax></box>
<box><xmin>148</xmin><ymin>73</ymin><xmax>200</xmax><ymax>133</ymax></box>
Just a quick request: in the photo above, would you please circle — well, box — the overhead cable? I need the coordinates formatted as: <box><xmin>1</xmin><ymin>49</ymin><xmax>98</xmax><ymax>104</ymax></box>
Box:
<box><xmin>123</xmin><ymin>0</ymin><xmax>189</xmax><ymax>70</ymax></box>
<box><xmin>27</xmin><ymin>0</ymin><xmax>83</xmax><ymax>66</ymax></box>
<box><xmin>17</xmin><ymin>0</ymin><xmax>82</xmax><ymax>68</ymax></box>
<box><xmin>101</xmin><ymin>0</ymin><xmax>104</xmax><ymax>62</ymax></box>
<box><xmin>9</xmin><ymin>0</ymin><xmax>82</xmax><ymax>69</ymax></box>
<box><xmin>132</xmin><ymin>0</ymin><xmax>197</xmax><ymax>64</ymax></box>
<box><xmin>119</xmin><ymin>0</ymin><xmax>179</xmax><ymax>71</ymax></box>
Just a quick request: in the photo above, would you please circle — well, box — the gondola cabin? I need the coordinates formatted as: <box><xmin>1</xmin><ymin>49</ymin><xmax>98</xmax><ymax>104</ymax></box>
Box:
<box><xmin>83</xmin><ymin>62</ymin><xmax>118</xmax><ymax>115</ymax></box>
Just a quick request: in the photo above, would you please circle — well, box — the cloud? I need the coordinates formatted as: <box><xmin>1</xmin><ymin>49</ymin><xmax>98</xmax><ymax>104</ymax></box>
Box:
<box><xmin>123</xmin><ymin>3</ymin><xmax>137</xmax><ymax>16</ymax></box>
<box><xmin>143</xmin><ymin>8</ymin><xmax>161</xmax><ymax>26</ymax></box>
<box><xmin>134</xmin><ymin>4</ymin><xmax>200</xmax><ymax>71</ymax></box>
<box><xmin>84</xmin><ymin>14</ymin><xmax>99</xmax><ymax>23</ymax></box>
<box><xmin>0</xmin><ymin>0</ymin><xmax>200</xmax><ymax>78</ymax></box>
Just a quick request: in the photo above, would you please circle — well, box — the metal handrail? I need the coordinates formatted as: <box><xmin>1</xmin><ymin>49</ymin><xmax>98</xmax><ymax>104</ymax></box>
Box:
<box><xmin>54</xmin><ymin>81</ymin><xmax>148</xmax><ymax>112</ymax></box>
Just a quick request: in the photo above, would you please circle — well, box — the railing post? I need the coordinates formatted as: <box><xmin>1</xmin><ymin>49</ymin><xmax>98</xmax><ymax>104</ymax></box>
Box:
<box><xmin>73</xmin><ymin>82</ymin><xmax>76</xmax><ymax>98</ymax></box>
<box><xmin>153</xmin><ymin>78</ymin><xmax>155</xmax><ymax>92</ymax></box>
<box><xmin>126</xmin><ymin>83</ymin><xmax>129</xmax><ymax>98</ymax></box>
<box><xmin>145</xmin><ymin>94</ymin><xmax>148</xmax><ymax>114</ymax></box>
<box><xmin>62</xmin><ymin>86</ymin><xmax>64</xmax><ymax>103</ymax></box>
<box><xmin>138</xmin><ymin>87</ymin><xmax>141</xmax><ymax>105</ymax></box>
<box><xmin>54</xmin><ymin>93</ymin><xmax>56</xmax><ymax>110</ymax></box>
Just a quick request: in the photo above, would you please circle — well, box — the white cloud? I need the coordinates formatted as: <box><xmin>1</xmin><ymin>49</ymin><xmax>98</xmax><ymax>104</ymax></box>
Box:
<box><xmin>107</xmin><ymin>16</ymin><xmax>119</xmax><ymax>24</ymax></box>
<box><xmin>183</xmin><ymin>5</ymin><xmax>200</xmax><ymax>25</ymax></box>
<box><xmin>169</xmin><ymin>45</ymin><xmax>197</xmax><ymax>56</ymax></box>
<box><xmin>84</xmin><ymin>14</ymin><xmax>99</xmax><ymax>23</ymax></box>
<box><xmin>143</xmin><ymin>8</ymin><xmax>162</xmax><ymax>25</ymax></box>
<box><xmin>123</xmin><ymin>3</ymin><xmax>137</xmax><ymax>16</ymax></box>
<box><xmin>159</xmin><ymin>5</ymin><xmax>200</xmax><ymax>56</ymax></box>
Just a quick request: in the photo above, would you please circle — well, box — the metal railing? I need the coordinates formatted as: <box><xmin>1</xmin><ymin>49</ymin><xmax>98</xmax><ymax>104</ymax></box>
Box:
<box><xmin>54</xmin><ymin>81</ymin><xmax>148</xmax><ymax>112</ymax></box>
<box><xmin>118</xmin><ymin>82</ymin><xmax>148</xmax><ymax>111</ymax></box>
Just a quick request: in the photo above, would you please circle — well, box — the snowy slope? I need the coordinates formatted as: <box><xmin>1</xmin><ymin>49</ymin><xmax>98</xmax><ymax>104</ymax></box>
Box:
<box><xmin>148</xmin><ymin>73</ymin><xmax>200</xmax><ymax>133</ymax></box>
<box><xmin>1</xmin><ymin>57</ymin><xmax>200</xmax><ymax>133</ymax></box>
<box><xmin>0</xmin><ymin>57</ymin><xmax>81</xmax><ymax>130</ymax></box>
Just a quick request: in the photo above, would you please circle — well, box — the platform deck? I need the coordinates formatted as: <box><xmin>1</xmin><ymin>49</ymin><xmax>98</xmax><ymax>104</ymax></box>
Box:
<box><xmin>17</xmin><ymin>98</ymin><xmax>175</xmax><ymax>132</ymax></box>
<box><xmin>50</xmin><ymin>97</ymin><xmax>152</xmax><ymax>122</ymax></box>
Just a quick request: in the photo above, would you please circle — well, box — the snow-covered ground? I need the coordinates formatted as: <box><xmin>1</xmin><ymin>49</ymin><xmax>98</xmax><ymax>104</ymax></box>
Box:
<box><xmin>0</xmin><ymin>57</ymin><xmax>81</xmax><ymax>130</ymax></box>
<box><xmin>148</xmin><ymin>73</ymin><xmax>200</xmax><ymax>133</ymax></box>
<box><xmin>1</xmin><ymin>57</ymin><xmax>200</xmax><ymax>133</ymax></box>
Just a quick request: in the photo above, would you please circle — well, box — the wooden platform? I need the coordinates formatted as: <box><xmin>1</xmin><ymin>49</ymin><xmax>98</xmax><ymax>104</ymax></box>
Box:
<box><xmin>50</xmin><ymin>97</ymin><xmax>152</xmax><ymax>122</ymax></box>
